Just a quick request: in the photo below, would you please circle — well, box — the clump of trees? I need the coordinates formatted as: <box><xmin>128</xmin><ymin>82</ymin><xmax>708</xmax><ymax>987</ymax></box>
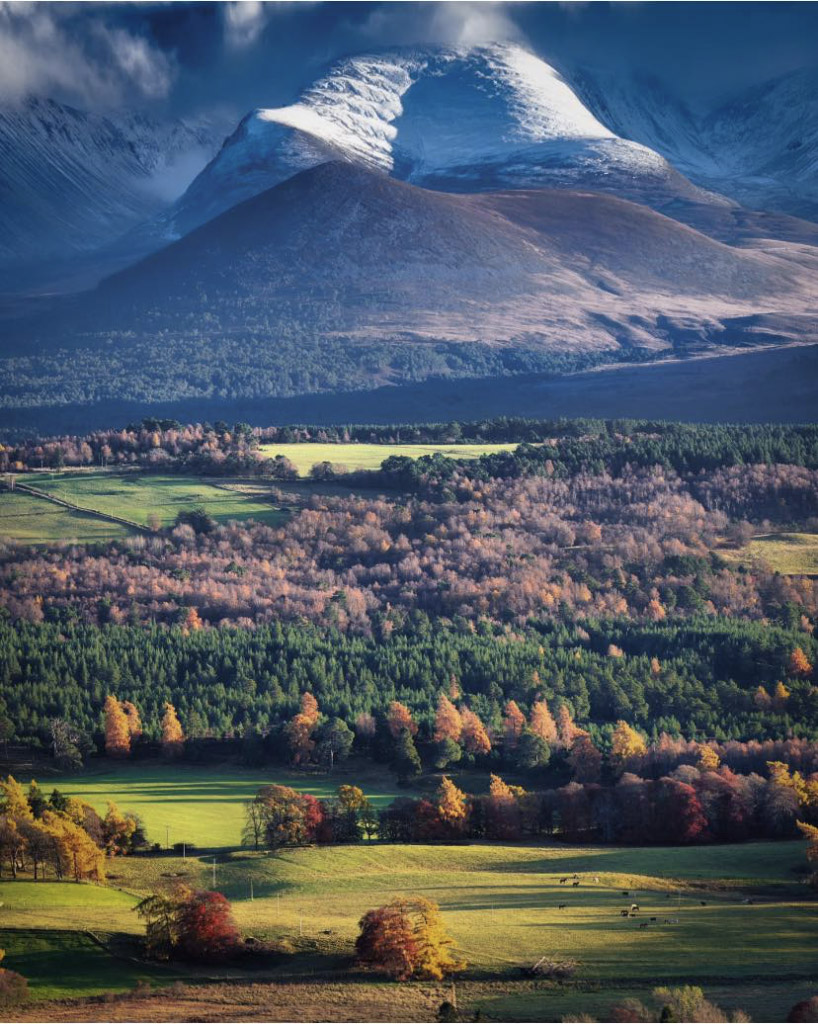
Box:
<box><xmin>355</xmin><ymin>896</ymin><xmax>464</xmax><ymax>981</ymax></box>
<box><xmin>573</xmin><ymin>985</ymin><xmax>750</xmax><ymax>1023</ymax></box>
<box><xmin>0</xmin><ymin>775</ymin><xmax>145</xmax><ymax>881</ymax></box>
<box><xmin>243</xmin><ymin>783</ymin><xmax>376</xmax><ymax>851</ymax></box>
<box><xmin>135</xmin><ymin>884</ymin><xmax>240</xmax><ymax>963</ymax></box>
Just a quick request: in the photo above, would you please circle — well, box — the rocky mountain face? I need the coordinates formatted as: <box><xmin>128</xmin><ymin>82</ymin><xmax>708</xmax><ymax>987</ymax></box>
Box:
<box><xmin>0</xmin><ymin>97</ymin><xmax>229</xmax><ymax>283</ymax></box>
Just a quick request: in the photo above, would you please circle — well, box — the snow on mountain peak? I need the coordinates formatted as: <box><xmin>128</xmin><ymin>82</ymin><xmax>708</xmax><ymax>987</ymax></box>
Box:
<box><xmin>153</xmin><ymin>42</ymin><xmax>723</xmax><ymax>242</ymax></box>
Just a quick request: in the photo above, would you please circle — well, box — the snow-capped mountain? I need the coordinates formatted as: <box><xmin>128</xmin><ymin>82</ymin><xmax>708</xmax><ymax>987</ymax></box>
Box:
<box><xmin>572</xmin><ymin>65</ymin><xmax>818</xmax><ymax>221</ymax></box>
<box><xmin>154</xmin><ymin>44</ymin><xmax>728</xmax><ymax>244</ymax></box>
<box><xmin>0</xmin><ymin>97</ymin><xmax>229</xmax><ymax>276</ymax></box>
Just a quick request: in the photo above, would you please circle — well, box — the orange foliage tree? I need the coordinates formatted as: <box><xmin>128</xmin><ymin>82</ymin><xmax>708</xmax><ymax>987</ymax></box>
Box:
<box><xmin>502</xmin><ymin>700</ymin><xmax>526</xmax><ymax>751</ymax></box>
<box><xmin>386</xmin><ymin>701</ymin><xmax>417</xmax><ymax>738</ymax></box>
<box><xmin>103</xmin><ymin>696</ymin><xmax>132</xmax><ymax>758</ymax></box>
<box><xmin>285</xmin><ymin>692</ymin><xmax>320</xmax><ymax>764</ymax></box>
<box><xmin>530</xmin><ymin>700</ymin><xmax>558</xmax><ymax>746</ymax></box>
<box><xmin>355</xmin><ymin>896</ymin><xmax>465</xmax><ymax>980</ymax></box>
<box><xmin>161</xmin><ymin>703</ymin><xmax>185</xmax><ymax>758</ymax></box>
<box><xmin>433</xmin><ymin>694</ymin><xmax>462</xmax><ymax>744</ymax></box>
<box><xmin>461</xmin><ymin>708</ymin><xmax>491</xmax><ymax>756</ymax></box>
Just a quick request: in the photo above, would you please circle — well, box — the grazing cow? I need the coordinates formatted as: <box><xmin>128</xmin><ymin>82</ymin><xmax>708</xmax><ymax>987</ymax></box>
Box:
<box><xmin>572</xmin><ymin>880</ymin><xmax>580</xmax><ymax>887</ymax></box>
<box><xmin>650</xmin><ymin>917</ymin><xmax>657</xmax><ymax>921</ymax></box>
<box><xmin>700</xmin><ymin>900</ymin><xmax>708</xmax><ymax>906</ymax></box>
<box><xmin>622</xmin><ymin>891</ymin><xmax>629</xmax><ymax>896</ymax></box>
<box><xmin>559</xmin><ymin>877</ymin><xmax>568</xmax><ymax>885</ymax></box>
<box><xmin>592</xmin><ymin>876</ymin><xmax>600</xmax><ymax>883</ymax></box>
<box><xmin>630</xmin><ymin>904</ymin><xmax>640</xmax><ymax>911</ymax></box>
<box><xmin>620</xmin><ymin>910</ymin><xmax>629</xmax><ymax>917</ymax></box>
<box><xmin>558</xmin><ymin>903</ymin><xmax>566</xmax><ymax>910</ymax></box>
<box><xmin>639</xmin><ymin>921</ymin><xmax>649</xmax><ymax>929</ymax></box>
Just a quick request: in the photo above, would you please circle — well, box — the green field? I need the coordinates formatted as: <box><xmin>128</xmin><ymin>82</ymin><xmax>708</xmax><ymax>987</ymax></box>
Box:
<box><xmin>57</xmin><ymin>762</ymin><xmax>405</xmax><ymax>849</ymax></box>
<box><xmin>4</xmin><ymin>472</ymin><xmax>285</xmax><ymax>535</ymax></box>
<box><xmin>256</xmin><ymin>442</ymin><xmax>521</xmax><ymax>475</ymax></box>
<box><xmin>1</xmin><ymin>839</ymin><xmax>814</xmax><ymax>1015</ymax></box>
<box><xmin>0</xmin><ymin>489</ymin><xmax>131</xmax><ymax>544</ymax></box>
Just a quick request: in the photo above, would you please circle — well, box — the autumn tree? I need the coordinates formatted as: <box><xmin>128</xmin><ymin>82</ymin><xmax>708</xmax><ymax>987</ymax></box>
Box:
<box><xmin>610</xmin><ymin>720</ymin><xmax>648</xmax><ymax>774</ymax></box>
<box><xmin>529</xmin><ymin>700</ymin><xmax>558</xmax><ymax>747</ymax></box>
<box><xmin>285</xmin><ymin>692</ymin><xmax>320</xmax><ymax>765</ymax></box>
<box><xmin>789</xmin><ymin>647</ymin><xmax>814</xmax><ymax>678</ymax></box>
<box><xmin>436</xmin><ymin>777</ymin><xmax>468</xmax><ymax>834</ymax></box>
<box><xmin>136</xmin><ymin>885</ymin><xmax>240</xmax><ymax>963</ymax></box>
<box><xmin>556</xmin><ymin>704</ymin><xmax>578</xmax><ymax>749</ymax></box>
<box><xmin>103</xmin><ymin>696</ymin><xmax>131</xmax><ymax>758</ymax></box>
<box><xmin>433</xmin><ymin>694</ymin><xmax>462</xmax><ymax>744</ymax></box>
<box><xmin>355</xmin><ymin>896</ymin><xmax>465</xmax><ymax>980</ymax></box>
<box><xmin>502</xmin><ymin>700</ymin><xmax>526</xmax><ymax>751</ymax></box>
<box><xmin>797</xmin><ymin>820</ymin><xmax>818</xmax><ymax>863</ymax></box>
<box><xmin>121</xmin><ymin>701</ymin><xmax>142</xmax><ymax>741</ymax></box>
<box><xmin>0</xmin><ymin>951</ymin><xmax>28</xmax><ymax>1008</ymax></box>
<box><xmin>387</xmin><ymin>701</ymin><xmax>417</xmax><ymax>738</ymax></box>
<box><xmin>161</xmin><ymin>703</ymin><xmax>185</xmax><ymax>758</ymax></box>
<box><xmin>569</xmin><ymin>734</ymin><xmax>603</xmax><ymax>783</ymax></box>
<box><xmin>460</xmin><ymin>708</ymin><xmax>491</xmax><ymax>756</ymax></box>
<box><xmin>696</xmin><ymin>743</ymin><xmax>720</xmax><ymax>772</ymax></box>
<box><xmin>102</xmin><ymin>802</ymin><xmax>139</xmax><ymax>856</ymax></box>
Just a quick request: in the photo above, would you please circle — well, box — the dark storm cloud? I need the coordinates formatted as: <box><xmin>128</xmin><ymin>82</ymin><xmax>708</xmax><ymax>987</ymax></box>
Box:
<box><xmin>1</xmin><ymin>2</ymin><xmax>815</xmax><ymax>115</ymax></box>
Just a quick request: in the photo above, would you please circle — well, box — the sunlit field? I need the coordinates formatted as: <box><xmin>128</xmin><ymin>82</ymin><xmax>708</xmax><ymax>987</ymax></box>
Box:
<box><xmin>256</xmin><ymin>442</ymin><xmax>521</xmax><ymax>474</ymax></box>
<box><xmin>1</xmin><ymin>839</ymin><xmax>813</xmax><ymax>1018</ymax></box>
<box><xmin>0</xmin><ymin>489</ymin><xmax>131</xmax><ymax>544</ymax></box>
<box><xmin>57</xmin><ymin>762</ymin><xmax>405</xmax><ymax>849</ymax></box>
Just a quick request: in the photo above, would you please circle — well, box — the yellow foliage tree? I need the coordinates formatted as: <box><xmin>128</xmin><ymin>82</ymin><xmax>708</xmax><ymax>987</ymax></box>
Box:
<box><xmin>103</xmin><ymin>696</ymin><xmax>131</xmax><ymax>758</ymax></box>
<box><xmin>610</xmin><ymin>720</ymin><xmax>648</xmax><ymax>772</ymax></box>
<box><xmin>0</xmin><ymin>776</ymin><xmax>32</xmax><ymax>820</ymax></box>
<box><xmin>436</xmin><ymin>777</ymin><xmax>468</xmax><ymax>830</ymax></box>
<box><xmin>161</xmin><ymin>703</ymin><xmax>185</xmax><ymax>758</ymax></box>
<box><xmin>696</xmin><ymin>744</ymin><xmax>720</xmax><ymax>772</ymax></box>
<box><xmin>121</xmin><ymin>701</ymin><xmax>142</xmax><ymax>740</ymax></box>
<box><xmin>42</xmin><ymin>810</ymin><xmax>105</xmax><ymax>882</ymax></box>
<box><xmin>773</xmin><ymin>681</ymin><xmax>791</xmax><ymax>711</ymax></box>
<box><xmin>530</xmin><ymin>700</ymin><xmax>558</xmax><ymax>746</ymax></box>
<box><xmin>556</xmin><ymin>704</ymin><xmax>578</xmax><ymax>749</ymax></box>
<box><xmin>355</xmin><ymin>896</ymin><xmax>465</xmax><ymax>981</ymax></box>
<box><xmin>797</xmin><ymin>820</ymin><xmax>818</xmax><ymax>863</ymax></box>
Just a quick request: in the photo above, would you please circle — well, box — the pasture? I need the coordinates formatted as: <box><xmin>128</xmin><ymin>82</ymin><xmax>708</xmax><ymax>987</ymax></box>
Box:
<box><xmin>57</xmin><ymin>762</ymin><xmax>405</xmax><ymax>849</ymax></box>
<box><xmin>256</xmin><ymin>441</ymin><xmax>521</xmax><ymax>475</ymax></box>
<box><xmin>740</xmin><ymin>532</ymin><xmax>818</xmax><ymax>575</ymax></box>
<box><xmin>1</xmin><ymin>839</ymin><xmax>814</xmax><ymax>1019</ymax></box>
<box><xmin>0</xmin><ymin>489</ymin><xmax>130</xmax><ymax>544</ymax></box>
<box><xmin>10</xmin><ymin>472</ymin><xmax>285</xmax><ymax>531</ymax></box>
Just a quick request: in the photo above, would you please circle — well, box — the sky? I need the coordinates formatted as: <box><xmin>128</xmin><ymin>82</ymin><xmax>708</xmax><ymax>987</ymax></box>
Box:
<box><xmin>1</xmin><ymin>2</ymin><xmax>816</xmax><ymax>119</ymax></box>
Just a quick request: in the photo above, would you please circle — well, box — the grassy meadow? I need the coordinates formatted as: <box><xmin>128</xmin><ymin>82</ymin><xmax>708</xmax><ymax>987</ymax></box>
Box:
<box><xmin>55</xmin><ymin>762</ymin><xmax>405</xmax><ymax>849</ymax></box>
<box><xmin>256</xmin><ymin>441</ymin><xmax>521</xmax><ymax>474</ymax></box>
<box><xmin>0</xmin><ymin>489</ymin><xmax>131</xmax><ymax>544</ymax></box>
<box><xmin>1</xmin><ymin>839</ymin><xmax>814</xmax><ymax>1017</ymax></box>
<box><xmin>739</xmin><ymin>532</ymin><xmax>818</xmax><ymax>575</ymax></box>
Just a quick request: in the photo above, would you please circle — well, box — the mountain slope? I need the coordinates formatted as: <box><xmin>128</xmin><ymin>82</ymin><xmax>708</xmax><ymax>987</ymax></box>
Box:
<box><xmin>573</xmin><ymin>65</ymin><xmax>818</xmax><ymax>222</ymax></box>
<box><xmin>0</xmin><ymin>97</ymin><xmax>228</xmax><ymax>277</ymax></box>
<box><xmin>150</xmin><ymin>44</ymin><xmax>729</xmax><ymax>247</ymax></box>
<box><xmin>6</xmin><ymin>162</ymin><xmax>814</xmax><ymax>394</ymax></box>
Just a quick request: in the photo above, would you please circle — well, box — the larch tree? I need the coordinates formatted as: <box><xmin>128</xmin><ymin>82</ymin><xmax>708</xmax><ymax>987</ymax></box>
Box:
<box><xmin>460</xmin><ymin>708</ymin><xmax>491</xmax><ymax>756</ymax></box>
<box><xmin>121</xmin><ymin>701</ymin><xmax>142</xmax><ymax>741</ymax></box>
<box><xmin>610</xmin><ymin>720</ymin><xmax>648</xmax><ymax>774</ymax></box>
<box><xmin>789</xmin><ymin>647</ymin><xmax>813</xmax><ymax>678</ymax></box>
<box><xmin>433</xmin><ymin>694</ymin><xmax>462</xmax><ymax>744</ymax></box>
<box><xmin>387</xmin><ymin>701</ymin><xmax>417</xmax><ymax>739</ymax></box>
<box><xmin>556</xmin><ymin>704</ymin><xmax>578</xmax><ymax>749</ymax></box>
<box><xmin>502</xmin><ymin>700</ymin><xmax>526</xmax><ymax>751</ymax></box>
<box><xmin>436</xmin><ymin>776</ymin><xmax>468</xmax><ymax>832</ymax></box>
<box><xmin>529</xmin><ymin>700</ymin><xmax>558</xmax><ymax>747</ymax></box>
<box><xmin>285</xmin><ymin>692</ymin><xmax>320</xmax><ymax>765</ymax></box>
<box><xmin>103</xmin><ymin>696</ymin><xmax>131</xmax><ymax>758</ymax></box>
<box><xmin>568</xmin><ymin>734</ymin><xmax>603</xmax><ymax>783</ymax></box>
<box><xmin>161</xmin><ymin>703</ymin><xmax>185</xmax><ymax>758</ymax></box>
